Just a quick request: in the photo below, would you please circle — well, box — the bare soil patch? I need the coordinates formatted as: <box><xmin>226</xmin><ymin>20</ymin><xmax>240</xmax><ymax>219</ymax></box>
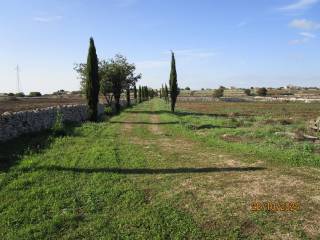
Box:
<box><xmin>0</xmin><ymin>96</ymin><xmax>86</xmax><ymax>114</ymax></box>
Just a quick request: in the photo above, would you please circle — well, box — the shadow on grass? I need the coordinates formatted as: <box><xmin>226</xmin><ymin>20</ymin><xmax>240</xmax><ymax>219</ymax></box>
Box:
<box><xmin>128</xmin><ymin>110</ymin><xmax>231</xmax><ymax>118</ymax></box>
<box><xmin>21</xmin><ymin>165</ymin><xmax>266</xmax><ymax>175</ymax></box>
<box><xmin>187</xmin><ymin>124</ymin><xmax>237</xmax><ymax>130</ymax></box>
<box><xmin>0</xmin><ymin>122</ymin><xmax>81</xmax><ymax>172</ymax></box>
<box><xmin>128</xmin><ymin>110</ymin><xmax>253</xmax><ymax>118</ymax></box>
<box><xmin>110</xmin><ymin>121</ymin><xmax>180</xmax><ymax>125</ymax></box>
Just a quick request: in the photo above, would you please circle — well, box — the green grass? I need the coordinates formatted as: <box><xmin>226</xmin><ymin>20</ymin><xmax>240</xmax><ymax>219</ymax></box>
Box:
<box><xmin>1</xmin><ymin>99</ymin><xmax>320</xmax><ymax>239</ymax></box>
<box><xmin>167</xmin><ymin>102</ymin><xmax>320</xmax><ymax>168</ymax></box>
<box><xmin>0</xmin><ymin>108</ymin><xmax>203</xmax><ymax>239</ymax></box>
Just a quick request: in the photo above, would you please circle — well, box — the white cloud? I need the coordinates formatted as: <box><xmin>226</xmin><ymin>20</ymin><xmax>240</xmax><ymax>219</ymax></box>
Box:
<box><xmin>33</xmin><ymin>15</ymin><xmax>63</xmax><ymax>23</ymax></box>
<box><xmin>278</xmin><ymin>0</ymin><xmax>319</xmax><ymax>11</ymax></box>
<box><xmin>237</xmin><ymin>21</ymin><xmax>248</xmax><ymax>28</ymax></box>
<box><xmin>289</xmin><ymin>19</ymin><xmax>320</xmax><ymax>30</ymax></box>
<box><xmin>289</xmin><ymin>31</ymin><xmax>316</xmax><ymax>45</ymax></box>
<box><xmin>299</xmin><ymin>31</ymin><xmax>316</xmax><ymax>38</ymax></box>
<box><xmin>289</xmin><ymin>38</ymin><xmax>309</xmax><ymax>45</ymax></box>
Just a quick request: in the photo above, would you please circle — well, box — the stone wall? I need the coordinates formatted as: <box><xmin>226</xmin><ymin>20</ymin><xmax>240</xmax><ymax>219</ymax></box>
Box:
<box><xmin>0</xmin><ymin>104</ymin><xmax>105</xmax><ymax>142</ymax></box>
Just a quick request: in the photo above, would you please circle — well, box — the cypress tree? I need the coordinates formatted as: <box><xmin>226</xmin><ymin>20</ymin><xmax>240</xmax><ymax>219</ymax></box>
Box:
<box><xmin>139</xmin><ymin>86</ymin><xmax>142</xmax><ymax>103</ymax></box>
<box><xmin>143</xmin><ymin>86</ymin><xmax>146</xmax><ymax>101</ymax></box>
<box><xmin>169</xmin><ymin>52</ymin><xmax>178</xmax><ymax>112</ymax></box>
<box><xmin>146</xmin><ymin>86</ymin><xmax>149</xmax><ymax>100</ymax></box>
<box><xmin>161</xmin><ymin>84</ymin><xmax>164</xmax><ymax>99</ymax></box>
<box><xmin>165</xmin><ymin>84</ymin><xmax>169</xmax><ymax>103</ymax></box>
<box><xmin>86</xmin><ymin>37</ymin><xmax>100</xmax><ymax>121</ymax></box>
<box><xmin>126</xmin><ymin>86</ymin><xmax>130</xmax><ymax>107</ymax></box>
<box><xmin>134</xmin><ymin>84</ymin><xmax>137</xmax><ymax>103</ymax></box>
<box><xmin>145</xmin><ymin>87</ymin><xmax>148</xmax><ymax>100</ymax></box>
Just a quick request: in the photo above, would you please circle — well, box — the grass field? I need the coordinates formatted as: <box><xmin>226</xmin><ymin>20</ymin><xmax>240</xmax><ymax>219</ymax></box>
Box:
<box><xmin>1</xmin><ymin>99</ymin><xmax>320</xmax><ymax>239</ymax></box>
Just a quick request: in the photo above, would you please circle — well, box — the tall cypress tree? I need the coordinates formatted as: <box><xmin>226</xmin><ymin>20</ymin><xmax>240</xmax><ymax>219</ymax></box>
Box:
<box><xmin>169</xmin><ymin>52</ymin><xmax>178</xmax><ymax>112</ymax></box>
<box><xmin>164</xmin><ymin>84</ymin><xmax>169</xmax><ymax>103</ymax></box>
<box><xmin>86</xmin><ymin>37</ymin><xmax>100</xmax><ymax>121</ymax></box>
<box><xmin>126</xmin><ymin>86</ymin><xmax>131</xmax><ymax>107</ymax></box>
<box><xmin>142</xmin><ymin>86</ymin><xmax>146</xmax><ymax>101</ymax></box>
<box><xmin>139</xmin><ymin>86</ymin><xmax>142</xmax><ymax>103</ymax></box>
<box><xmin>160</xmin><ymin>84</ymin><xmax>164</xmax><ymax>99</ymax></box>
<box><xmin>133</xmin><ymin>84</ymin><xmax>137</xmax><ymax>103</ymax></box>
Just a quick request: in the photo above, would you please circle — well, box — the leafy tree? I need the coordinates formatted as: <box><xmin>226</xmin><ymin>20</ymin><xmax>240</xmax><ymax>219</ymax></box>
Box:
<box><xmin>244</xmin><ymin>89</ymin><xmax>251</xmax><ymax>96</ymax></box>
<box><xmin>74</xmin><ymin>54</ymin><xmax>141</xmax><ymax>111</ymax></box>
<box><xmin>169</xmin><ymin>52</ymin><xmax>179</xmax><ymax>112</ymax></box>
<box><xmin>53</xmin><ymin>89</ymin><xmax>66</xmax><ymax>96</ymax></box>
<box><xmin>185</xmin><ymin>87</ymin><xmax>190</xmax><ymax>90</ymax></box>
<box><xmin>15</xmin><ymin>92</ymin><xmax>25</xmax><ymax>97</ymax></box>
<box><xmin>213</xmin><ymin>86</ymin><xmax>224</xmax><ymax>98</ymax></box>
<box><xmin>86</xmin><ymin>37</ymin><xmax>100</xmax><ymax>122</ymax></box>
<box><xmin>28</xmin><ymin>92</ymin><xmax>42</xmax><ymax>97</ymax></box>
<box><xmin>257</xmin><ymin>87</ymin><xmax>268</xmax><ymax>96</ymax></box>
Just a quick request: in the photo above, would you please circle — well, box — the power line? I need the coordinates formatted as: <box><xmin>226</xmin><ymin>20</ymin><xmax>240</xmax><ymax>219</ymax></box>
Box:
<box><xmin>16</xmin><ymin>65</ymin><xmax>21</xmax><ymax>93</ymax></box>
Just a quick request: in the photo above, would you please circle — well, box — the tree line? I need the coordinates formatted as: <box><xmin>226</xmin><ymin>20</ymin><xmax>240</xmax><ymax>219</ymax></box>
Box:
<box><xmin>75</xmin><ymin>38</ymin><xmax>156</xmax><ymax>121</ymax></box>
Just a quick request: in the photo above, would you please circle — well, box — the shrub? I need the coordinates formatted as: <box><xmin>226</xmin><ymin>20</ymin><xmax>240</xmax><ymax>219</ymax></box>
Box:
<box><xmin>104</xmin><ymin>106</ymin><xmax>112</xmax><ymax>115</ymax></box>
<box><xmin>213</xmin><ymin>87</ymin><xmax>224</xmax><ymax>98</ymax></box>
<box><xmin>15</xmin><ymin>92</ymin><xmax>25</xmax><ymax>97</ymax></box>
<box><xmin>244</xmin><ymin>89</ymin><xmax>251</xmax><ymax>96</ymax></box>
<box><xmin>257</xmin><ymin>88</ymin><xmax>267</xmax><ymax>96</ymax></box>
<box><xmin>7</xmin><ymin>93</ymin><xmax>14</xmax><ymax>96</ymax></box>
<box><xmin>53</xmin><ymin>89</ymin><xmax>65</xmax><ymax>95</ymax></box>
<box><xmin>52</xmin><ymin>110</ymin><xmax>64</xmax><ymax>135</ymax></box>
<box><xmin>28</xmin><ymin>92</ymin><xmax>42</xmax><ymax>97</ymax></box>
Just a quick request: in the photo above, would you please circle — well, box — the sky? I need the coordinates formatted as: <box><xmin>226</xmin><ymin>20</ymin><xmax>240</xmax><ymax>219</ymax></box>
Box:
<box><xmin>0</xmin><ymin>0</ymin><xmax>319</xmax><ymax>93</ymax></box>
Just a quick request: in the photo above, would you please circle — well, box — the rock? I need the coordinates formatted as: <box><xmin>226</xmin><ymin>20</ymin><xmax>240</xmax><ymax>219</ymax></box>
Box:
<box><xmin>0</xmin><ymin>103</ymin><xmax>105</xmax><ymax>142</ymax></box>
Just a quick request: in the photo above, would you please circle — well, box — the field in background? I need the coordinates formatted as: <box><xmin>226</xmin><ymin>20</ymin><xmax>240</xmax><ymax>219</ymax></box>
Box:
<box><xmin>177</xmin><ymin>101</ymin><xmax>320</xmax><ymax>120</ymax></box>
<box><xmin>0</xmin><ymin>96</ymin><xmax>86</xmax><ymax>114</ymax></box>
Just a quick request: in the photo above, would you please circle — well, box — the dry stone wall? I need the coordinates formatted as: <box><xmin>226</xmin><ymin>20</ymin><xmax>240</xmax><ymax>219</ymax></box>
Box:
<box><xmin>0</xmin><ymin>104</ymin><xmax>105</xmax><ymax>142</ymax></box>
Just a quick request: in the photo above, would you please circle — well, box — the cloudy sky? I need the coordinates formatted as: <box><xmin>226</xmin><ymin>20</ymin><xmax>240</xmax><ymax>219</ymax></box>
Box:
<box><xmin>0</xmin><ymin>0</ymin><xmax>319</xmax><ymax>93</ymax></box>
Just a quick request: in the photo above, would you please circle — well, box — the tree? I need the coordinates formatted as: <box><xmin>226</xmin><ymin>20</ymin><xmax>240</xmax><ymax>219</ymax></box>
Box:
<box><xmin>126</xmin><ymin>87</ymin><xmax>130</xmax><ymax>107</ymax></box>
<box><xmin>160</xmin><ymin>84</ymin><xmax>164</xmax><ymax>99</ymax></box>
<box><xmin>213</xmin><ymin>86</ymin><xmax>224</xmax><ymax>98</ymax></box>
<box><xmin>133</xmin><ymin>84</ymin><xmax>137</xmax><ymax>103</ymax></box>
<box><xmin>169</xmin><ymin>52</ymin><xmax>179</xmax><ymax>112</ymax></box>
<box><xmin>75</xmin><ymin>54</ymin><xmax>141</xmax><ymax>111</ymax></box>
<box><xmin>257</xmin><ymin>87</ymin><xmax>267</xmax><ymax>96</ymax></box>
<box><xmin>138</xmin><ymin>86</ymin><xmax>142</xmax><ymax>103</ymax></box>
<box><xmin>86</xmin><ymin>37</ymin><xmax>100</xmax><ymax>121</ymax></box>
<box><xmin>244</xmin><ymin>89</ymin><xmax>251</xmax><ymax>96</ymax></box>
<box><xmin>145</xmin><ymin>86</ymin><xmax>149</xmax><ymax>100</ymax></box>
<box><xmin>28</xmin><ymin>92</ymin><xmax>42</xmax><ymax>97</ymax></box>
<box><xmin>185</xmin><ymin>87</ymin><xmax>190</xmax><ymax>90</ymax></box>
<box><xmin>15</xmin><ymin>92</ymin><xmax>25</xmax><ymax>97</ymax></box>
<box><xmin>164</xmin><ymin>84</ymin><xmax>169</xmax><ymax>103</ymax></box>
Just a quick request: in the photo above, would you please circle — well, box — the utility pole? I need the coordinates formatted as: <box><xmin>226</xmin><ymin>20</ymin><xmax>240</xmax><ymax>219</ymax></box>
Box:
<box><xmin>16</xmin><ymin>65</ymin><xmax>21</xmax><ymax>93</ymax></box>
